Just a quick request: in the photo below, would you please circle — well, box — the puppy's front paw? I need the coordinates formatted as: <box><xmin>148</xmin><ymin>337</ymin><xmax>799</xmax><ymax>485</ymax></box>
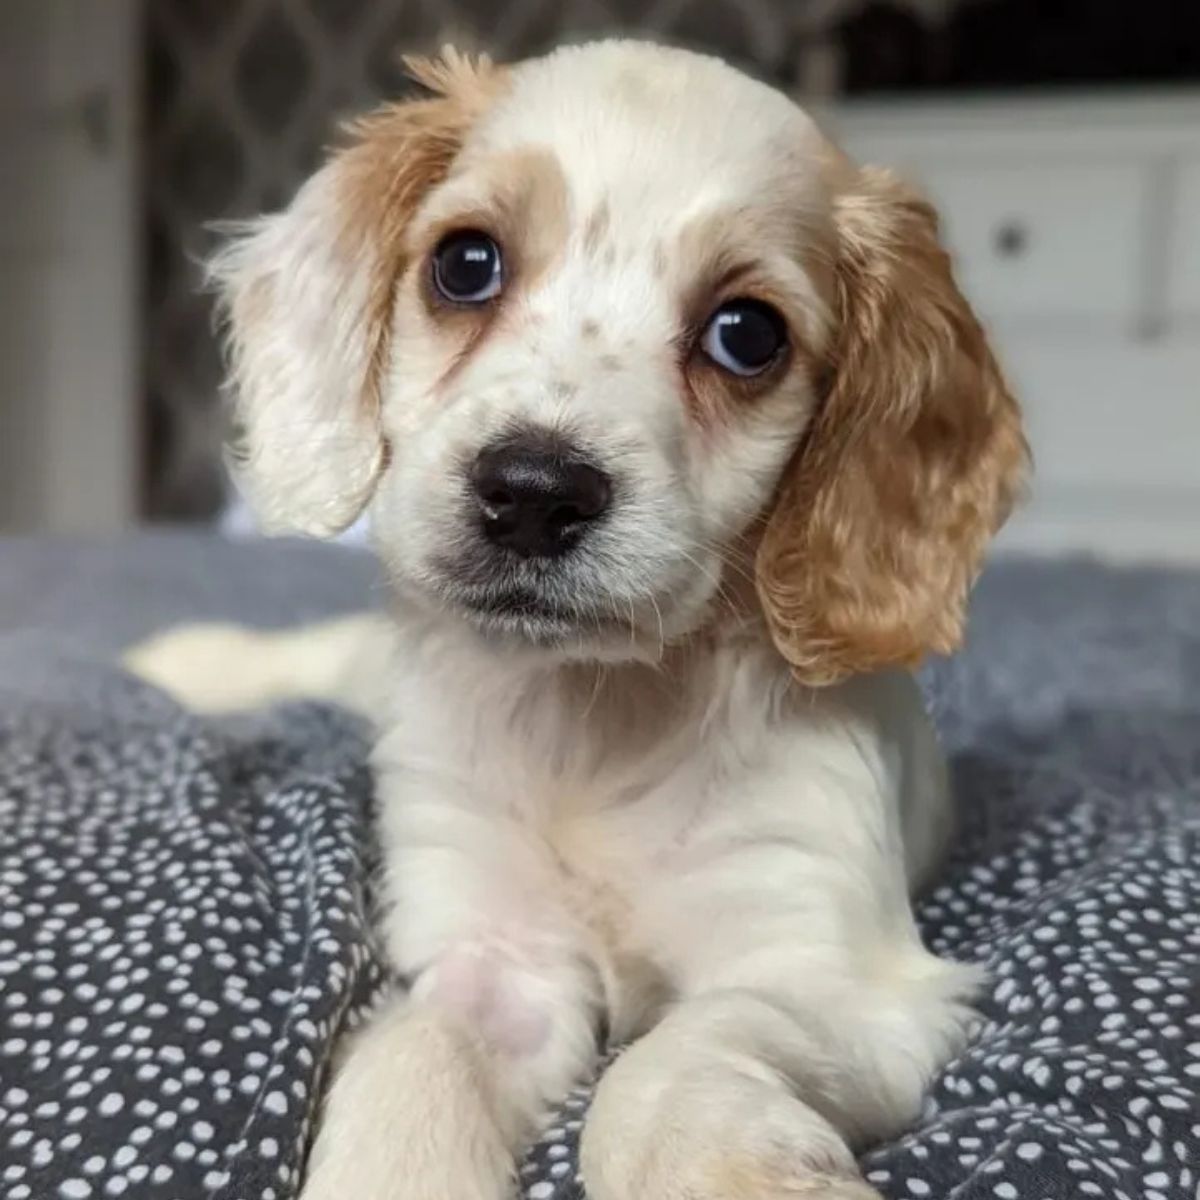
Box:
<box><xmin>299</xmin><ymin>1133</ymin><xmax>514</xmax><ymax>1200</ymax></box>
<box><xmin>647</xmin><ymin>1156</ymin><xmax>883</xmax><ymax>1200</ymax></box>
<box><xmin>582</xmin><ymin>1059</ymin><xmax>882</xmax><ymax>1200</ymax></box>
<box><xmin>584</xmin><ymin>1115</ymin><xmax>884</xmax><ymax>1200</ymax></box>
<box><xmin>299</xmin><ymin>1169</ymin><xmax>512</xmax><ymax>1200</ymax></box>
<box><xmin>762</xmin><ymin>1175</ymin><xmax>882</xmax><ymax>1199</ymax></box>
<box><xmin>298</xmin><ymin>1005</ymin><xmax>516</xmax><ymax>1200</ymax></box>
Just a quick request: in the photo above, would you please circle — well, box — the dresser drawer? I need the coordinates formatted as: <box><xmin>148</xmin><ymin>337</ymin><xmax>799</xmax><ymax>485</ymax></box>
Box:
<box><xmin>887</xmin><ymin>161</ymin><xmax>1148</xmax><ymax>324</ymax></box>
<box><xmin>1167</xmin><ymin>159</ymin><xmax>1200</xmax><ymax>319</ymax></box>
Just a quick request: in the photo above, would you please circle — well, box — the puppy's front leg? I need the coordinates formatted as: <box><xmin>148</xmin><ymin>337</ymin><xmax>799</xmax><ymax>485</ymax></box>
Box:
<box><xmin>301</xmin><ymin>995</ymin><xmax>511</xmax><ymax>1200</ymax></box>
<box><xmin>300</xmin><ymin>920</ymin><xmax>601</xmax><ymax>1199</ymax></box>
<box><xmin>581</xmin><ymin>987</ymin><xmax>883</xmax><ymax>1200</ymax></box>
<box><xmin>581</xmin><ymin>885</ymin><xmax>975</xmax><ymax>1199</ymax></box>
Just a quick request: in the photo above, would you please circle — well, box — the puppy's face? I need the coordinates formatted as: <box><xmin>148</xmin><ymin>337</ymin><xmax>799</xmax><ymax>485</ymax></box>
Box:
<box><xmin>372</xmin><ymin>48</ymin><xmax>834</xmax><ymax>655</ymax></box>
<box><xmin>216</xmin><ymin>43</ymin><xmax>1027</xmax><ymax>682</ymax></box>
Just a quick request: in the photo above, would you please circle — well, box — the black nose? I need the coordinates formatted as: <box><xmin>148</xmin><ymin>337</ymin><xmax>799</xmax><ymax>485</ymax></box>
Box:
<box><xmin>470</xmin><ymin>435</ymin><xmax>612</xmax><ymax>559</ymax></box>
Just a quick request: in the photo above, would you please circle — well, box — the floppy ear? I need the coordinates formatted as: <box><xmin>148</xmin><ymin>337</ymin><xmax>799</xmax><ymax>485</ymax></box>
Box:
<box><xmin>210</xmin><ymin>50</ymin><xmax>502</xmax><ymax>536</ymax></box>
<box><xmin>756</xmin><ymin>167</ymin><xmax>1029</xmax><ymax>686</ymax></box>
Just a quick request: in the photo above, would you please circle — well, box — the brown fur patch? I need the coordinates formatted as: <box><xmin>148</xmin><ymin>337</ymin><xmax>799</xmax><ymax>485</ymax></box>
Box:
<box><xmin>676</xmin><ymin>207</ymin><xmax>827</xmax><ymax>344</ymax></box>
<box><xmin>581</xmin><ymin>318</ymin><xmax>600</xmax><ymax>339</ymax></box>
<box><xmin>671</xmin><ymin>208</ymin><xmax>825</xmax><ymax>430</ymax></box>
<box><xmin>402</xmin><ymin>46</ymin><xmax>501</xmax><ymax>105</ymax></box>
<box><xmin>328</xmin><ymin>50</ymin><xmax>508</xmax><ymax>418</ymax></box>
<box><xmin>755</xmin><ymin>168</ymin><xmax>1029</xmax><ymax>686</ymax></box>
<box><xmin>496</xmin><ymin>148</ymin><xmax>571</xmax><ymax>287</ymax></box>
<box><xmin>683</xmin><ymin>347</ymin><xmax>799</xmax><ymax>430</ymax></box>
<box><xmin>412</xmin><ymin>146</ymin><xmax>570</xmax><ymax>390</ymax></box>
<box><xmin>412</xmin><ymin>148</ymin><xmax>570</xmax><ymax>302</ymax></box>
<box><xmin>667</xmin><ymin>201</ymin><xmax>837</xmax><ymax>436</ymax></box>
<box><xmin>429</xmin><ymin>307</ymin><xmax>502</xmax><ymax>394</ymax></box>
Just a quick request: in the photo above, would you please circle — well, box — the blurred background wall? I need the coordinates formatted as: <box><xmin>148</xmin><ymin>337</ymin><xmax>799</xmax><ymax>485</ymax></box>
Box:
<box><xmin>3</xmin><ymin>0</ymin><xmax>1198</xmax><ymax>561</ymax></box>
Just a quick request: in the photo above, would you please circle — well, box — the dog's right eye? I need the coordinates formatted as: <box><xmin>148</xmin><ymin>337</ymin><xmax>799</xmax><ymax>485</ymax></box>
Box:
<box><xmin>432</xmin><ymin>232</ymin><xmax>503</xmax><ymax>304</ymax></box>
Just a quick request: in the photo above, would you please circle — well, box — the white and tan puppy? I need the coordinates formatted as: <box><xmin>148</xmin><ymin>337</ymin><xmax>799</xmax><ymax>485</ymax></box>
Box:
<box><xmin>129</xmin><ymin>40</ymin><xmax>1028</xmax><ymax>1200</ymax></box>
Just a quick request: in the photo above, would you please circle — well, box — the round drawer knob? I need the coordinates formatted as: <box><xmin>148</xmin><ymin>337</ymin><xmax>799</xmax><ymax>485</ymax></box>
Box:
<box><xmin>994</xmin><ymin>220</ymin><xmax>1030</xmax><ymax>258</ymax></box>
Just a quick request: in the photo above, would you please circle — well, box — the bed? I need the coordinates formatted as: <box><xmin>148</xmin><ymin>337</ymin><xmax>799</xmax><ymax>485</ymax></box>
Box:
<box><xmin>0</xmin><ymin>533</ymin><xmax>1196</xmax><ymax>1199</ymax></box>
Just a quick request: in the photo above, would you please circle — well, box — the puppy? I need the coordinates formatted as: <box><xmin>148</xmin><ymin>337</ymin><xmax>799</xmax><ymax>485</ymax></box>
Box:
<box><xmin>130</xmin><ymin>39</ymin><xmax>1028</xmax><ymax>1200</ymax></box>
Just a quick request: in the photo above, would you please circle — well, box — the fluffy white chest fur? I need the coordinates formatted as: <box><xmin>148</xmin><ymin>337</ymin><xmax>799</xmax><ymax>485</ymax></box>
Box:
<box><xmin>129</xmin><ymin>35</ymin><xmax>1027</xmax><ymax>1200</ymax></box>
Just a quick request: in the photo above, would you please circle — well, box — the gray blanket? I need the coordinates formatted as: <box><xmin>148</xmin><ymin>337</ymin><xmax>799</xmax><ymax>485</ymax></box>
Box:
<box><xmin>0</xmin><ymin>535</ymin><xmax>1197</xmax><ymax>1200</ymax></box>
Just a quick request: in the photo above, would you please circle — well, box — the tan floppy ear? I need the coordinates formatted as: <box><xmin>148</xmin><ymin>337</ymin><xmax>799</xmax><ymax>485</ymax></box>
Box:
<box><xmin>757</xmin><ymin>166</ymin><xmax>1029</xmax><ymax>685</ymax></box>
<box><xmin>209</xmin><ymin>49</ymin><xmax>502</xmax><ymax>536</ymax></box>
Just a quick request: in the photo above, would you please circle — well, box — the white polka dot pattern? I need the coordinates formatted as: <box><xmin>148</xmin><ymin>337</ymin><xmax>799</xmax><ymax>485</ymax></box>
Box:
<box><xmin>2</xmin><ymin>554</ymin><xmax>1199</xmax><ymax>1200</ymax></box>
<box><xmin>0</xmin><ymin>643</ymin><xmax>387</xmax><ymax>1200</ymax></box>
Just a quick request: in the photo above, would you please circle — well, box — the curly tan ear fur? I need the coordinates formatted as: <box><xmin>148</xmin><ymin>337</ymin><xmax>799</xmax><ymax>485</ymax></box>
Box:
<box><xmin>211</xmin><ymin>49</ymin><xmax>504</xmax><ymax>537</ymax></box>
<box><xmin>756</xmin><ymin>167</ymin><xmax>1029</xmax><ymax>686</ymax></box>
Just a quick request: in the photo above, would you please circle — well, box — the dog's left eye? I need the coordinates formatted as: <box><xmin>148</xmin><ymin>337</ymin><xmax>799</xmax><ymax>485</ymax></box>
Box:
<box><xmin>432</xmin><ymin>231</ymin><xmax>503</xmax><ymax>304</ymax></box>
<box><xmin>700</xmin><ymin>300</ymin><xmax>787</xmax><ymax>376</ymax></box>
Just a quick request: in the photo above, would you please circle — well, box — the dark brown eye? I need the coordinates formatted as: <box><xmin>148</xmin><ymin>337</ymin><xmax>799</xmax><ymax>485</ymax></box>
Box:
<box><xmin>432</xmin><ymin>231</ymin><xmax>502</xmax><ymax>303</ymax></box>
<box><xmin>701</xmin><ymin>299</ymin><xmax>787</xmax><ymax>376</ymax></box>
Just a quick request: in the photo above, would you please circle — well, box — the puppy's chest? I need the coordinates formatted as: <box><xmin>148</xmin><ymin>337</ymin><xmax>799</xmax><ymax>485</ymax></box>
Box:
<box><xmin>518</xmin><ymin>759</ymin><xmax>707</xmax><ymax>1016</ymax></box>
<box><xmin>393</xmin><ymin>700</ymin><xmax>709</xmax><ymax>926</ymax></box>
<box><xmin>494</xmin><ymin>739</ymin><xmax>707</xmax><ymax>895</ymax></box>
<box><xmin>383</xmin><ymin>661</ymin><xmax>754</xmax><ymax>974</ymax></box>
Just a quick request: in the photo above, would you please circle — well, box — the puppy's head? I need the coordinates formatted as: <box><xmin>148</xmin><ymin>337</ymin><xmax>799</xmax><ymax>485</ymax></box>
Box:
<box><xmin>215</xmin><ymin>41</ymin><xmax>1027</xmax><ymax>684</ymax></box>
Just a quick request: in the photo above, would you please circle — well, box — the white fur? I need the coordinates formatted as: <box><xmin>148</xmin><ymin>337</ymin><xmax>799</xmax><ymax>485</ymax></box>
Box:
<box><xmin>129</xmin><ymin>41</ymin><xmax>987</xmax><ymax>1200</ymax></box>
<box><xmin>209</xmin><ymin>165</ymin><xmax>386</xmax><ymax>536</ymax></box>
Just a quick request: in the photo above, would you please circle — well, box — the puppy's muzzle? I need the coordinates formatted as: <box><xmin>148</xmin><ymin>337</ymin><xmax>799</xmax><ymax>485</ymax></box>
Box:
<box><xmin>470</xmin><ymin>430</ymin><xmax>612</xmax><ymax>560</ymax></box>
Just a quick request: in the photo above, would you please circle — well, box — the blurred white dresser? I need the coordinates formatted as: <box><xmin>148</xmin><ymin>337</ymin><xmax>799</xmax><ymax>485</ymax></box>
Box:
<box><xmin>826</xmin><ymin>92</ymin><xmax>1200</xmax><ymax>564</ymax></box>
